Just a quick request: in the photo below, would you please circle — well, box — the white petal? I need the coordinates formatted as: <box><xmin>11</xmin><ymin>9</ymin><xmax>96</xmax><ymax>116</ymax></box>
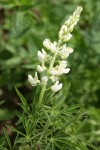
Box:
<box><xmin>51</xmin><ymin>81</ymin><xmax>63</xmax><ymax>92</ymax></box>
<box><xmin>38</xmin><ymin>51</ymin><xmax>44</xmax><ymax>61</ymax></box>
<box><xmin>34</xmin><ymin>72</ymin><xmax>38</xmax><ymax>80</ymax></box>
<box><xmin>42</xmin><ymin>48</ymin><xmax>47</xmax><ymax>57</ymax></box>
<box><xmin>50</xmin><ymin>68</ymin><xmax>57</xmax><ymax>76</ymax></box>
<box><xmin>63</xmin><ymin>68</ymin><xmax>70</xmax><ymax>74</ymax></box>
<box><xmin>28</xmin><ymin>73</ymin><xmax>40</xmax><ymax>86</ymax></box>
<box><xmin>60</xmin><ymin>61</ymin><xmax>67</xmax><ymax>68</ymax></box>
<box><xmin>43</xmin><ymin>39</ymin><xmax>51</xmax><ymax>49</ymax></box>
<box><xmin>37</xmin><ymin>65</ymin><xmax>44</xmax><ymax>72</ymax></box>
<box><xmin>66</xmin><ymin>47</ymin><xmax>74</xmax><ymax>53</ymax></box>
<box><xmin>64</xmin><ymin>33</ymin><xmax>72</xmax><ymax>41</ymax></box>
<box><xmin>28</xmin><ymin>75</ymin><xmax>37</xmax><ymax>86</ymax></box>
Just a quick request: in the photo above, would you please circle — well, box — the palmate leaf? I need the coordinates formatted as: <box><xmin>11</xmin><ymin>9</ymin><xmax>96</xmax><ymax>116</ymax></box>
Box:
<box><xmin>15</xmin><ymin>87</ymin><xmax>30</xmax><ymax>113</ymax></box>
<box><xmin>6</xmin><ymin>125</ymin><xmax>25</xmax><ymax>137</ymax></box>
<box><xmin>75</xmin><ymin>118</ymin><xmax>87</xmax><ymax>134</ymax></box>
<box><xmin>53</xmin><ymin>133</ymin><xmax>91</xmax><ymax>150</ymax></box>
<box><xmin>64</xmin><ymin>104</ymin><xmax>80</xmax><ymax>112</ymax></box>
<box><xmin>78</xmin><ymin>138</ymin><xmax>97</xmax><ymax>150</ymax></box>
<box><xmin>13</xmin><ymin>133</ymin><xmax>19</xmax><ymax>150</ymax></box>
<box><xmin>53</xmin><ymin>140</ymin><xmax>78</xmax><ymax>150</ymax></box>
<box><xmin>3</xmin><ymin>127</ymin><xmax>12</xmax><ymax>150</ymax></box>
<box><xmin>32</xmin><ymin>84</ymin><xmax>41</xmax><ymax>112</ymax></box>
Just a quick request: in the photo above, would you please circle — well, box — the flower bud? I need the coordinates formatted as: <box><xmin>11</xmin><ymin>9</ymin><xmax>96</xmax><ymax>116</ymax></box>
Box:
<box><xmin>43</xmin><ymin>39</ymin><xmax>51</xmax><ymax>49</ymax></box>
<box><xmin>42</xmin><ymin>76</ymin><xmax>48</xmax><ymax>84</ymax></box>
<box><xmin>37</xmin><ymin>65</ymin><xmax>44</xmax><ymax>72</ymax></box>
<box><xmin>43</xmin><ymin>39</ymin><xmax>57</xmax><ymax>53</ymax></box>
<box><xmin>63</xmin><ymin>33</ymin><xmax>72</xmax><ymax>42</ymax></box>
<box><xmin>38</xmin><ymin>49</ymin><xmax>47</xmax><ymax>62</ymax></box>
<box><xmin>50</xmin><ymin>76</ymin><xmax>58</xmax><ymax>83</ymax></box>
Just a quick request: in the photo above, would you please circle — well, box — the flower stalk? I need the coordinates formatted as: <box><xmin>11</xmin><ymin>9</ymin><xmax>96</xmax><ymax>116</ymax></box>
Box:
<box><xmin>28</xmin><ymin>6</ymin><xmax>83</xmax><ymax>109</ymax></box>
<box><xmin>38</xmin><ymin>82</ymin><xmax>47</xmax><ymax>109</ymax></box>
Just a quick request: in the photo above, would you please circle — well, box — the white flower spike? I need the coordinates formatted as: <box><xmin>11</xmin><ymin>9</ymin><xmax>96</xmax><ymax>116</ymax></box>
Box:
<box><xmin>51</xmin><ymin>81</ymin><xmax>63</xmax><ymax>92</ymax></box>
<box><xmin>28</xmin><ymin>6</ymin><xmax>83</xmax><ymax>106</ymax></box>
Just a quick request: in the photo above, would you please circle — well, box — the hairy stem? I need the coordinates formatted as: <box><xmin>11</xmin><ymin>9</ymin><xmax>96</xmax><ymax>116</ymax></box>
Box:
<box><xmin>37</xmin><ymin>45</ymin><xmax>60</xmax><ymax>109</ymax></box>
<box><xmin>37</xmin><ymin>83</ymin><xmax>46</xmax><ymax>109</ymax></box>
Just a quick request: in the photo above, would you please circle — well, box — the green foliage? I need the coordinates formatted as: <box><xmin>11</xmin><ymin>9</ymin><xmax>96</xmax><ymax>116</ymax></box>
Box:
<box><xmin>3</xmin><ymin>128</ymin><xmax>12</xmax><ymax>150</ymax></box>
<box><xmin>4</xmin><ymin>87</ymin><xmax>96</xmax><ymax>149</ymax></box>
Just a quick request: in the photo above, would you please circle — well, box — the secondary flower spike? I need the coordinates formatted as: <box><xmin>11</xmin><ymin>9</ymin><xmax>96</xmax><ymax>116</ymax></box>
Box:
<box><xmin>59</xmin><ymin>6</ymin><xmax>83</xmax><ymax>42</ymax></box>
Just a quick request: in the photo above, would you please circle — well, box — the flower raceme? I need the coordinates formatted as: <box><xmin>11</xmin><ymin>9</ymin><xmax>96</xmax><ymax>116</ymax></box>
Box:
<box><xmin>28</xmin><ymin>6</ymin><xmax>83</xmax><ymax>96</ymax></box>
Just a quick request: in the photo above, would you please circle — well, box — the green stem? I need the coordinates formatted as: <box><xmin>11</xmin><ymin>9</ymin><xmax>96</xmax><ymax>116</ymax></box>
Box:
<box><xmin>38</xmin><ymin>83</ymin><xmax>46</xmax><ymax>109</ymax></box>
<box><xmin>48</xmin><ymin>49</ymin><xmax>58</xmax><ymax>73</ymax></box>
<box><xmin>37</xmin><ymin>43</ymin><xmax>61</xmax><ymax>109</ymax></box>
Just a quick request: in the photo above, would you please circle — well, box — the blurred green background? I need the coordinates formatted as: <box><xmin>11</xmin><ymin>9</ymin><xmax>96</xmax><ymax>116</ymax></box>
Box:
<box><xmin>0</xmin><ymin>0</ymin><xmax>100</xmax><ymax>149</ymax></box>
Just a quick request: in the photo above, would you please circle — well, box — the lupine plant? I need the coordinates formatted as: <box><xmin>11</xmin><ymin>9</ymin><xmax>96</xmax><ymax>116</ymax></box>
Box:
<box><xmin>2</xmin><ymin>6</ymin><xmax>96</xmax><ymax>150</ymax></box>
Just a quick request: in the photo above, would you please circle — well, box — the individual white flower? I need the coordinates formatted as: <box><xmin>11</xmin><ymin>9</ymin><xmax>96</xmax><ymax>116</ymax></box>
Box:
<box><xmin>59</xmin><ymin>25</ymin><xmax>68</xmax><ymax>39</ymax></box>
<box><xmin>51</xmin><ymin>81</ymin><xmax>63</xmax><ymax>92</ymax></box>
<box><xmin>50</xmin><ymin>62</ymin><xmax>70</xmax><ymax>76</ymax></box>
<box><xmin>61</xmin><ymin>25</ymin><xmax>68</xmax><ymax>32</ymax></box>
<box><xmin>37</xmin><ymin>65</ymin><xmax>43</xmax><ymax>72</ymax></box>
<box><xmin>50</xmin><ymin>76</ymin><xmax>58</xmax><ymax>83</ymax></box>
<box><xmin>63</xmin><ymin>33</ymin><xmax>72</xmax><ymax>42</ymax></box>
<box><xmin>43</xmin><ymin>39</ymin><xmax>51</xmax><ymax>49</ymax></box>
<box><xmin>41</xmin><ymin>76</ymin><xmax>48</xmax><ymax>84</ymax></box>
<box><xmin>50</xmin><ymin>41</ymin><xmax>57</xmax><ymax>53</ymax></box>
<box><xmin>50</xmin><ymin>67</ymin><xmax>58</xmax><ymax>76</ymax></box>
<box><xmin>59</xmin><ymin>44</ymin><xmax>74</xmax><ymax>59</ymax></box>
<box><xmin>43</xmin><ymin>39</ymin><xmax>57</xmax><ymax>53</ymax></box>
<box><xmin>59</xmin><ymin>61</ymin><xmax>67</xmax><ymax>68</ymax></box>
<box><xmin>62</xmin><ymin>68</ymin><xmax>70</xmax><ymax>74</ymax></box>
<box><xmin>59</xmin><ymin>31</ymin><xmax>63</xmax><ymax>39</ymax></box>
<box><xmin>28</xmin><ymin>72</ymin><xmax>40</xmax><ymax>86</ymax></box>
<box><xmin>37</xmin><ymin>64</ymin><xmax>46</xmax><ymax>73</ymax></box>
<box><xmin>59</xmin><ymin>61</ymin><xmax>70</xmax><ymax>74</ymax></box>
<box><xmin>38</xmin><ymin>49</ymin><xmax>47</xmax><ymax>62</ymax></box>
